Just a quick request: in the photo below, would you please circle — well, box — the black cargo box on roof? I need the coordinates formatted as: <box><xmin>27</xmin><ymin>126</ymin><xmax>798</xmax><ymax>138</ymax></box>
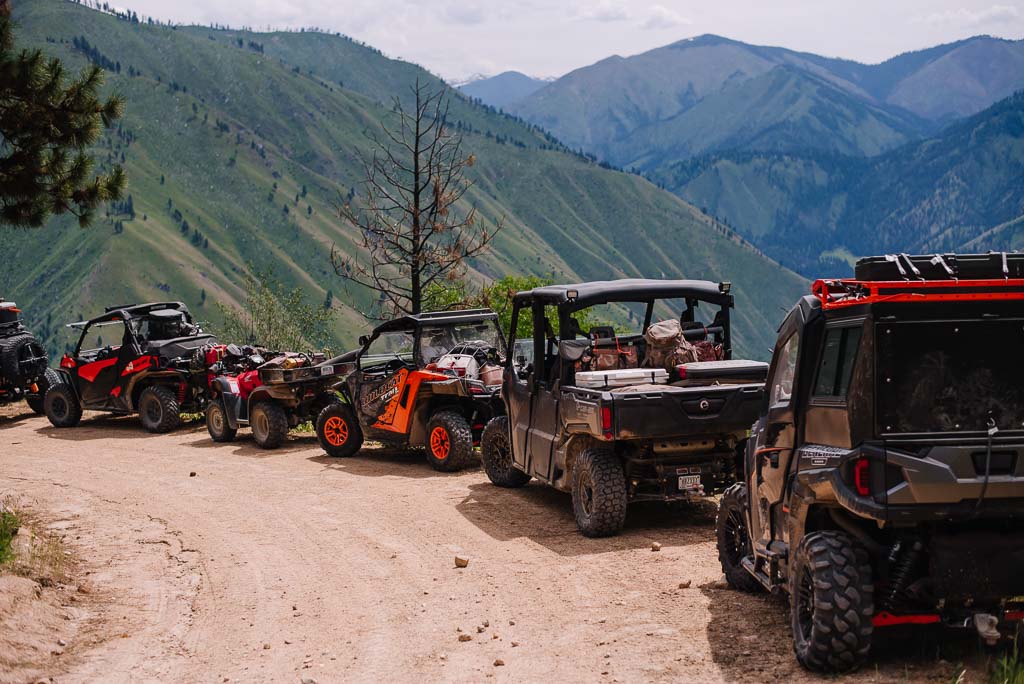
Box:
<box><xmin>855</xmin><ymin>253</ymin><xmax>1024</xmax><ymax>281</ymax></box>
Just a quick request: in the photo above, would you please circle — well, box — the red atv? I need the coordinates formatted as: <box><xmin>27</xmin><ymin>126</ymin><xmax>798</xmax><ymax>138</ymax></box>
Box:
<box><xmin>204</xmin><ymin>344</ymin><xmax>351</xmax><ymax>449</ymax></box>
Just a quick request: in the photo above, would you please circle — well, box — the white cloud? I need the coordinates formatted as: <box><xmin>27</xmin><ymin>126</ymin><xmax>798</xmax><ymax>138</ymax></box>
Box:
<box><xmin>642</xmin><ymin>5</ymin><xmax>691</xmax><ymax>30</ymax></box>
<box><xmin>578</xmin><ymin>1</ymin><xmax>632</xmax><ymax>23</ymax></box>
<box><xmin>918</xmin><ymin>4</ymin><xmax>1020</xmax><ymax>26</ymax></box>
<box><xmin>444</xmin><ymin>2</ymin><xmax>487</xmax><ymax>26</ymax></box>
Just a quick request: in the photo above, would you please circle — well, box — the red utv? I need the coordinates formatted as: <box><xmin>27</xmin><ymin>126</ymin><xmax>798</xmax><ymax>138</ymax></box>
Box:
<box><xmin>44</xmin><ymin>302</ymin><xmax>216</xmax><ymax>432</ymax></box>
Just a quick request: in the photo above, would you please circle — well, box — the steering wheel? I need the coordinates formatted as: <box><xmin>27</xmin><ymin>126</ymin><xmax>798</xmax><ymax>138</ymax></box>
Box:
<box><xmin>385</xmin><ymin>355</ymin><xmax>408</xmax><ymax>373</ymax></box>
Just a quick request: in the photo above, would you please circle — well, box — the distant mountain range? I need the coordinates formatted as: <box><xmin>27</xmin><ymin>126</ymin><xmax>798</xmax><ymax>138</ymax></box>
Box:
<box><xmin>0</xmin><ymin>1</ymin><xmax>806</xmax><ymax>359</ymax></box>
<box><xmin>471</xmin><ymin>33</ymin><xmax>1024</xmax><ymax>276</ymax></box>
<box><xmin>458</xmin><ymin>71</ymin><xmax>551</xmax><ymax>109</ymax></box>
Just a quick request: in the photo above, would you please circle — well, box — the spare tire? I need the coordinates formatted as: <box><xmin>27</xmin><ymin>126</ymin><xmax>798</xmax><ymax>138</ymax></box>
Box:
<box><xmin>0</xmin><ymin>332</ymin><xmax>47</xmax><ymax>385</ymax></box>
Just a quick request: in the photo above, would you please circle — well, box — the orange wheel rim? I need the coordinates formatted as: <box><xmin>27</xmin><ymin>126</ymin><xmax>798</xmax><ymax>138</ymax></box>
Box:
<box><xmin>324</xmin><ymin>415</ymin><xmax>349</xmax><ymax>447</ymax></box>
<box><xmin>430</xmin><ymin>426</ymin><xmax>450</xmax><ymax>460</ymax></box>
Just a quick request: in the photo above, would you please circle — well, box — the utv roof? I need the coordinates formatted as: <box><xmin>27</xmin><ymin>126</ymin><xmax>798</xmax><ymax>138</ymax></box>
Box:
<box><xmin>68</xmin><ymin>302</ymin><xmax>193</xmax><ymax>328</ymax></box>
<box><xmin>514</xmin><ymin>279</ymin><xmax>733</xmax><ymax>308</ymax></box>
<box><xmin>371</xmin><ymin>309</ymin><xmax>498</xmax><ymax>335</ymax></box>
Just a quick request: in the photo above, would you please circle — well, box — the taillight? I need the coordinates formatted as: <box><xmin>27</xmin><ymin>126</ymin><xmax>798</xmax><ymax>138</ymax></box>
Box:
<box><xmin>854</xmin><ymin>457</ymin><xmax>871</xmax><ymax>496</ymax></box>
<box><xmin>600</xmin><ymin>405</ymin><xmax>613</xmax><ymax>440</ymax></box>
<box><xmin>676</xmin><ymin>364</ymin><xmax>688</xmax><ymax>380</ymax></box>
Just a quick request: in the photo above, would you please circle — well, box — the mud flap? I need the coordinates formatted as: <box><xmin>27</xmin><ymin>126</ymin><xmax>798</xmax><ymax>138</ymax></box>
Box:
<box><xmin>222</xmin><ymin>393</ymin><xmax>245</xmax><ymax>429</ymax></box>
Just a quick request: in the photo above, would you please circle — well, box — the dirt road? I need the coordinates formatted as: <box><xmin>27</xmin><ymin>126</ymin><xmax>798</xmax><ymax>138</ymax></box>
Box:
<box><xmin>1</xmin><ymin>409</ymin><xmax>962</xmax><ymax>683</ymax></box>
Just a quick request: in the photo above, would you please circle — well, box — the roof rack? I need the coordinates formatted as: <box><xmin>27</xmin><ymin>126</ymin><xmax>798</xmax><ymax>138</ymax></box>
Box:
<box><xmin>812</xmin><ymin>277</ymin><xmax>1024</xmax><ymax>311</ymax></box>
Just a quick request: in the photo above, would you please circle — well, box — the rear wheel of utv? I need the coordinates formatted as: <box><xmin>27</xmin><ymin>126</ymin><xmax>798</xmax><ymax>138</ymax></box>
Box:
<box><xmin>316</xmin><ymin>403</ymin><xmax>363</xmax><ymax>457</ymax></box>
<box><xmin>716</xmin><ymin>483</ymin><xmax>763</xmax><ymax>593</ymax></box>
<box><xmin>425</xmin><ymin>410</ymin><xmax>475</xmax><ymax>472</ymax></box>
<box><xmin>26</xmin><ymin>368</ymin><xmax>60</xmax><ymax>415</ymax></box>
<box><xmin>250</xmin><ymin>401</ymin><xmax>288</xmax><ymax>449</ymax></box>
<box><xmin>480</xmin><ymin>416</ymin><xmax>530</xmax><ymax>488</ymax></box>
<box><xmin>571</xmin><ymin>448</ymin><xmax>628</xmax><ymax>537</ymax></box>
<box><xmin>138</xmin><ymin>385</ymin><xmax>181</xmax><ymax>433</ymax></box>
<box><xmin>43</xmin><ymin>383</ymin><xmax>81</xmax><ymax>428</ymax></box>
<box><xmin>790</xmin><ymin>530</ymin><xmax>874</xmax><ymax>673</ymax></box>
<box><xmin>206</xmin><ymin>400</ymin><xmax>237</xmax><ymax>442</ymax></box>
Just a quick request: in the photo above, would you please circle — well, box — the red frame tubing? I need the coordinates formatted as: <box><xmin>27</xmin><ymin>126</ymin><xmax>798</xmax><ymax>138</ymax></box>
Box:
<box><xmin>812</xmin><ymin>278</ymin><xmax>1024</xmax><ymax>311</ymax></box>
<box><xmin>872</xmin><ymin>612</ymin><xmax>941</xmax><ymax>627</ymax></box>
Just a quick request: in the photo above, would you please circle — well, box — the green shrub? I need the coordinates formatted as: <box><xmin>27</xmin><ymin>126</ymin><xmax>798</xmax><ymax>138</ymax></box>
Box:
<box><xmin>0</xmin><ymin>508</ymin><xmax>20</xmax><ymax>564</ymax></box>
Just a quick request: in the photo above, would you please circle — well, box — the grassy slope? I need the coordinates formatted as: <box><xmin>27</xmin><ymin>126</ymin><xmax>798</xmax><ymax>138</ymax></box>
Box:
<box><xmin>1</xmin><ymin>1</ymin><xmax>807</xmax><ymax>359</ymax></box>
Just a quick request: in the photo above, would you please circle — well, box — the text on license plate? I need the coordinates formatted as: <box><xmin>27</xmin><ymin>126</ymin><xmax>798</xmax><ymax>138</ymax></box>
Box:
<box><xmin>678</xmin><ymin>475</ymin><xmax>701</xmax><ymax>489</ymax></box>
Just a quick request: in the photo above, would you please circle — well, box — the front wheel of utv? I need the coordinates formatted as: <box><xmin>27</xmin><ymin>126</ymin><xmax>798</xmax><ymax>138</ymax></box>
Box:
<box><xmin>571</xmin><ymin>448</ymin><xmax>628</xmax><ymax>537</ymax></box>
<box><xmin>250</xmin><ymin>401</ymin><xmax>288</xmax><ymax>449</ymax></box>
<box><xmin>480</xmin><ymin>416</ymin><xmax>530</xmax><ymax>487</ymax></box>
<box><xmin>716</xmin><ymin>483</ymin><xmax>763</xmax><ymax>593</ymax></box>
<box><xmin>790</xmin><ymin>530</ymin><xmax>874</xmax><ymax>673</ymax></box>
<box><xmin>425</xmin><ymin>410</ymin><xmax>475</xmax><ymax>472</ymax></box>
<box><xmin>138</xmin><ymin>385</ymin><xmax>181</xmax><ymax>433</ymax></box>
<box><xmin>206</xmin><ymin>400</ymin><xmax>237</xmax><ymax>443</ymax></box>
<box><xmin>43</xmin><ymin>383</ymin><xmax>82</xmax><ymax>428</ymax></box>
<box><xmin>316</xmin><ymin>403</ymin><xmax>363</xmax><ymax>457</ymax></box>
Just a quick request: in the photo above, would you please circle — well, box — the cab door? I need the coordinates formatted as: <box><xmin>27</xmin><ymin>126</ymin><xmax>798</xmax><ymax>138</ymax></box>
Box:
<box><xmin>503</xmin><ymin>302</ymin><xmax>534</xmax><ymax>469</ymax></box>
<box><xmin>525</xmin><ymin>302</ymin><xmax>559</xmax><ymax>482</ymax></box>
<box><xmin>75</xmin><ymin>323</ymin><xmax>126</xmax><ymax>409</ymax></box>
<box><xmin>750</xmin><ymin>311</ymin><xmax>803</xmax><ymax>548</ymax></box>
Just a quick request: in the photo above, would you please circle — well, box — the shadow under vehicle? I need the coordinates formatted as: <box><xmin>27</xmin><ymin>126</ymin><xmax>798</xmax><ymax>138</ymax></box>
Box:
<box><xmin>44</xmin><ymin>302</ymin><xmax>216</xmax><ymax>432</ymax></box>
<box><xmin>716</xmin><ymin>253</ymin><xmax>1024</xmax><ymax>673</ymax></box>
<box><xmin>480</xmin><ymin>279</ymin><xmax>768</xmax><ymax>537</ymax></box>
<box><xmin>314</xmin><ymin>309</ymin><xmax>507</xmax><ymax>471</ymax></box>
<box><xmin>0</xmin><ymin>298</ymin><xmax>53</xmax><ymax>414</ymax></box>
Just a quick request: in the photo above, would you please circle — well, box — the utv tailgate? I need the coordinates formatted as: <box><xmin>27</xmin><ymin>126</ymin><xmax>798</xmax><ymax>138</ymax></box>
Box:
<box><xmin>563</xmin><ymin>383</ymin><xmax>764</xmax><ymax>441</ymax></box>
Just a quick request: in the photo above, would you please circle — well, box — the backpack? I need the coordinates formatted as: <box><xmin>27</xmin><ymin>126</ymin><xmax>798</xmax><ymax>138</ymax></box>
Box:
<box><xmin>643</xmin><ymin>319</ymin><xmax>698</xmax><ymax>370</ymax></box>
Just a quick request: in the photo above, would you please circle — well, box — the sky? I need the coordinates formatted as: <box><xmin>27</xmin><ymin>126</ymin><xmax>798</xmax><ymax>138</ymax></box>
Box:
<box><xmin>119</xmin><ymin>0</ymin><xmax>1024</xmax><ymax>81</ymax></box>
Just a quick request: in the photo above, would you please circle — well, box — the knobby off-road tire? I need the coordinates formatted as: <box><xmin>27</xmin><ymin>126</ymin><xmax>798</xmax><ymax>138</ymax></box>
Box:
<box><xmin>206</xmin><ymin>399</ymin><xmax>237</xmax><ymax>442</ymax></box>
<box><xmin>790</xmin><ymin>530</ymin><xmax>874</xmax><ymax>673</ymax></box>
<box><xmin>43</xmin><ymin>382</ymin><xmax>82</xmax><ymax>428</ymax></box>
<box><xmin>250</xmin><ymin>401</ymin><xmax>288</xmax><ymax>449</ymax></box>
<box><xmin>425</xmin><ymin>410</ymin><xmax>475</xmax><ymax>472</ymax></box>
<box><xmin>716</xmin><ymin>483</ymin><xmax>764</xmax><ymax>593</ymax></box>
<box><xmin>571</xmin><ymin>448</ymin><xmax>628</xmax><ymax>537</ymax></box>
<box><xmin>316</xmin><ymin>403</ymin><xmax>363</xmax><ymax>457</ymax></box>
<box><xmin>0</xmin><ymin>332</ymin><xmax>47</xmax><ymax>385</ymax></box>
<box><xmin>138</xmin><ymin>385</ymin><xmax>182</xmax><ymax>433</ymax></box>
<box><xmin>26</xmin><ymin>368</ymin><xmax>60</xmax><ymax>415</ymax></box>
<box><xmin>480</xmin><ymin>416</ymin><xmax>530</xmax><ymax>488</ymax></box>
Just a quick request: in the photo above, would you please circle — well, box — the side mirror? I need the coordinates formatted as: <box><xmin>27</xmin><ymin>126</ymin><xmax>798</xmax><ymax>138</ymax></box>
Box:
<box><xmin>358</xmin><ymin>335</ymin><xmax>369</xmax><ymax>347</ymax></box>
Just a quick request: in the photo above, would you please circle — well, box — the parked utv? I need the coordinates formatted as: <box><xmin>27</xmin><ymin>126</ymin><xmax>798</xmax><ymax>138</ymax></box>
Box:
<box><xmin>205</xmin><ymin>344</ymin><xmax>350</xmax><ymax>448</ymax></box>
<box><xmin>0</xmin><ymin>298</ymin><xmax>53</xmax><ymax>413</ymax></box>
<box><xmin>717</xmin><ymin>253</ymin><xmax>1024</xmax><ymax>673</ymax></box>
<box><xmin>45</xmin><ymin>302</ymin><xmax>216</xmax><ymax>432</ymax></box>
<box><xmin>315</xmin><ymin>309</ymin><xmax>506</xmax><ymax>471</ymax></box>
<box><xmin>480</xmin><ymin>279</ymin><xmax>768</xmax><ymax>537</ymax></box>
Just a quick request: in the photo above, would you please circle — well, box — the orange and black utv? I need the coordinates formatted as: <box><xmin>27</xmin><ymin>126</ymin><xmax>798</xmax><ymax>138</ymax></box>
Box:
<box><xmin>315</xmin><ymin>309</ymin><xmax>506</xmax><ymax>471</ymax></box>
<box><xmin>44</xmin><ymin>302</ymin><xmax>216</xmax><ymax>432</ymax></box>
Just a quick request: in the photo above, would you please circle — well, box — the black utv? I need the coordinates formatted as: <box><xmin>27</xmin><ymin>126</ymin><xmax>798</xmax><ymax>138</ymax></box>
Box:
<box><xmin>480</xmin><ymin>279</ymin><xmax>768</xmax><ymax>537</ymax></box>
<box><xmin>717</xmin><ymin>253</ymin><xmax>1024</xmax><ymax>673</ymax></box>
<box><xmin>45</xmin><ymin>302</ymin><xmax>216</xmax><ymax>432</ymax></box>
<box><xmin>0</xmin><ymin>298</ymin><xmax>53</xmax><ymax>413</ymax></box>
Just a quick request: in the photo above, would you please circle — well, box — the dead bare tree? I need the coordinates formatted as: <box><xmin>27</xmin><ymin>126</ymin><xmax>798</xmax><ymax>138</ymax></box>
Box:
<box><xmin>332</xmin><ymin>79</ymin><xmax>499</xmax><ymax>317</ymax></box>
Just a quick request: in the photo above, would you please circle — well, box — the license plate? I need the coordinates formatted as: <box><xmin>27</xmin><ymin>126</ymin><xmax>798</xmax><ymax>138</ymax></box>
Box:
<box><xmin>678</xmin><ymin>475</ymin><xmax>701</xmax><ymax>489</ymax></box>
<box><xmin>320</xmin><ymin>365</ymin><xmax>334</xmax><ymax>376</ymax></box>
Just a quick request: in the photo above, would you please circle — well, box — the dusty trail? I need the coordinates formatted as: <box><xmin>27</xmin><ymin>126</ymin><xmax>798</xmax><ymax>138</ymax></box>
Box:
<box><xmin>1</xmin><ymin>409</ymin><xmax>958</xmax><ymax>683</ymax></box>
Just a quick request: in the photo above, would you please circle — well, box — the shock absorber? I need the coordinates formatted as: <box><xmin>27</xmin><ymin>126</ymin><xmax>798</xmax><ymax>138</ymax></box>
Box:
<box><xmin>884</xmin><ymin>539</ymin><xmax>924</xmax><ymax>610</ymax></box>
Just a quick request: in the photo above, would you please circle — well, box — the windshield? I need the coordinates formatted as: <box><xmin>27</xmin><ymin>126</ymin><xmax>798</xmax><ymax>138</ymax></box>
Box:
<box><xmin>877</xmin><ymin>319</ymin><xmax>1024</xmax><ymax>434</ymax></box>
<box><xmin>418</xmin><ymin>321</ymin><xmax>505</xmax><ymax>365</ymax></box>
<box><xmin>362</xmin><ymin>330</ymin><xmax>415</xmax><ymax>369</ymax></box>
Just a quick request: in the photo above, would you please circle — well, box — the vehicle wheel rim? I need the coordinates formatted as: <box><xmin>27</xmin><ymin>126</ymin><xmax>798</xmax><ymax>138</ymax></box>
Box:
<box><xmin>145</xmin><ymin>398</ymin><xmax>161</xmax><ymax>424</ymax></box>
<box><xmin>581</xmin><ymin>475</ymin><xmax>594</xmax><ymax>516</ymax></box>
<box><xmin>723</xmin><ymin>509</ymin><xmax>748</xmax><ymax>566</ymax></box>
<box><xmin>52</xmin><ymin>396</ymin><xmax>67</xmax><ymax>419</ymax></box>
<box><xmin>494</xmin><ymin>433</ymin><xmax>510</xmax><ymax>466</ymax></box>
<box><xmin>254</xmin><ymin>412</ymin><xmax>268</xmax><ymax>440</ymax></box>
<box><xmin>796</xmin><ymin>566</ymin><xmax>815</xmax><ymax>642</ymax></box>
<box><xmin>210</xmin><ymin>406</ymin><xmax>224</xmax><ymax>433</ymax></box>
<box><xmin>430</xmin><ymin>427</ymin><xmax>450</xmax><ymax>460</ymax></box>
<box><xmin>323</xmin><ymin>415</ymin><xmax>348</xmax><ymax>446</ymax></box>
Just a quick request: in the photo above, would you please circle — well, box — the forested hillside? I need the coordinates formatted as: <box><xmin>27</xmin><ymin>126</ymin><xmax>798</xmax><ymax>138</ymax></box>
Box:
<box><xmin>0</xmin><ymin>0</ymin><xmax>806</xmax><ymax>359</ymax></box>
